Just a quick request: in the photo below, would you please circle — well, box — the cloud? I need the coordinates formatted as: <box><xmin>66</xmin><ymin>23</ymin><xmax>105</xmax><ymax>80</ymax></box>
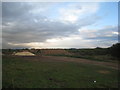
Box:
<box><xmin>59</xmin><ymin>2</ymin><xmax>99</xmax><ymax>23</ymax></box>
<box><xmin>78</xmin><ymin>25</ymin><xmax>118</xmax><ymax>40</ymax></box>
<box><xmin>3</xmin><ymin>2</ymin><xmax>116</xmax><ymax>49</ymax></box>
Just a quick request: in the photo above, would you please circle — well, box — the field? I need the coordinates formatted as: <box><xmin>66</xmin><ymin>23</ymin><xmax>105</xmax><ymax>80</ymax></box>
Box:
<box><xmin>2</xmin><ymin>55</ymin><xmax>118</xmax><ymax>88</ymax></box>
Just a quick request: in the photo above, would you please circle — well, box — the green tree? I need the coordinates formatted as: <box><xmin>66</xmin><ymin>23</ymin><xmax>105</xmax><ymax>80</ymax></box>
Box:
<box><xmin>109</xmin><ymin>43</ymin><xmax>120</xmax><ymax>58</ymax></box>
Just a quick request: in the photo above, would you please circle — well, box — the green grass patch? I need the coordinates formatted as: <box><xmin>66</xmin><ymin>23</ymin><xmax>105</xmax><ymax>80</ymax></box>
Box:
<box><xmin>45</xmin><ymin>54</ymin><xmax>119</xmax><ymax>63</ymax></box>
<box><xmin>3</xmin><ymin>56</ymin><xmax>118</xmax><ymax>88</ymax></box>
<box><xmin>82</xmin><ymin>55</ymin><xmax>119</xmax><ymax>63</ymax></box>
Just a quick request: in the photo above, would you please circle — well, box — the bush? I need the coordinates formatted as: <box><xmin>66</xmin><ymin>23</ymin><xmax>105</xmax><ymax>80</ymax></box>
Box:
<box><xmin>109</xmin><ymin>43</ymin><xmax>120</xmax><ymax>58</ymax></box>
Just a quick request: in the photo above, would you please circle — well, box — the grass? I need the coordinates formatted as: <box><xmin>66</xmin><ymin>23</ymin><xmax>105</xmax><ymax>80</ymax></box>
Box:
<box><xmin>45</xmin><ymin>54</ymin><xmax>119</xmax><ymax>63</ymax></box>
<box><xmin>82</xmin><ymin>55</ymin><xmax>119</xmax><ymax>63</ymax></box>
<box><xmin>3</xmin><ymin>55</ymin><xmax>118</xmax><ymax>88</ymax></box>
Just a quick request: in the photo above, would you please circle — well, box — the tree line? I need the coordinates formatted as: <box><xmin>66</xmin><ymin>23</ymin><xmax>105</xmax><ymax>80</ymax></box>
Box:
<box><xmin>2</xmin><ymin>43</ymin><xmax>120</xmax><ymax>58</ymax></box>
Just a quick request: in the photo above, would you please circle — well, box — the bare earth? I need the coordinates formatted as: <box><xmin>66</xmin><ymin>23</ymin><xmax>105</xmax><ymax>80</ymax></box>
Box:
<box><xmin>20</xmin><ymin>56</ymin><xmax>118</xmax><ymax>70</ymax></box>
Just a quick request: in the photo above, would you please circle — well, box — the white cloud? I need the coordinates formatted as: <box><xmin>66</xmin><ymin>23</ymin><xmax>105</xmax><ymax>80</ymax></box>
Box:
<box><xmin>46</xmin><ymin>38</ymin><xmax>59</xmax><ymax>42</ymax></box>
<box><xmin>2</xmin><ymin>2</ymin><xmax>117</xmax><ymax>49</ymax></box>
<box><xmin>78</xmin><ymin>25</ymin><xmax>118</xmax><ymax>39</ymax></box>
<box><xmin>112</xmin><ymin>32</ymin><xmax>119</xmax><ymax>35</ymax></box>
<box><xmin>59</xmin><ymin>3</ymin><xmax>99</xmax><ymax>23</ymax></box>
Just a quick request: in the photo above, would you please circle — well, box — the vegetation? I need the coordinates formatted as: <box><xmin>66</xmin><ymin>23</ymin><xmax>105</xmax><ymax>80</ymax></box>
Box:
<box><xmin>2</xmin><ymin>43</ymin><xmax>119</xmax><ymax>62</ymax></box>
<box><xmin>109</xmin><ymin>43</ymin><xmax>120</xmax><ymax>58</ymax></box>
<box><xmin>2</xmin><ymin>43</ymin><xmax>119</xmax><ymax>88</ymax></box>
<box><xmin>3</xmin><ymin>55</ymin><xmax>118</xmax><ymax>88</ymax></box>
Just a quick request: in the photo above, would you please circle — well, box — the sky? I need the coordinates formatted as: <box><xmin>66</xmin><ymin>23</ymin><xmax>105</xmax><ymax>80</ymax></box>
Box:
<box><xmin>2</xmin><ymin>2</ymin><xmax>119</xmax><ymax>49</ymax></box>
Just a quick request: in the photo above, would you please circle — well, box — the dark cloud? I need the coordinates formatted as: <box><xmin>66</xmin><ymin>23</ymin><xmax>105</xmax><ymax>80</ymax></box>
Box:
<box><xmin>2</xmin><ymin>17</ymin><xmax>79</xmax><ymax>43</ymax></box>
<box><xmin>2</xmin><ymin>2</ymin><xmax>111</xmax><ymax>49</ymax></box>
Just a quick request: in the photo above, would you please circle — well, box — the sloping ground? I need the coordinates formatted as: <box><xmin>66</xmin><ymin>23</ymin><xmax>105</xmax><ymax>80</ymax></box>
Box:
<box><xmin>22</xmin><ymin>56</ymin><xmax>118</xmax><ymax>70</ymax></box>
<box><xmin>14</xmin><ymin>51</ymin><xmax>35</xmax><ymax>56</ymax></box>
<box><xmin>0</xmin><ymin>52</ymin><xmax>3</xmax><ymax>55</ymax></box>
<box><xmin>47</xmin><ymin>56</ymin><xmax>118</xmax><ymax>70</ymax></box>
<box><xmin>3</xmin><ymin>55</ymin><xmax>118</xmax><ymax>88</ymax></box>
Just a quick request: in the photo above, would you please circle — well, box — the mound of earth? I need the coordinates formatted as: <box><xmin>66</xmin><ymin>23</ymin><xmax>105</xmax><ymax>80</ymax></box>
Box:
<box><xmin>14</xmin><ymin>51</ymin><xmax>35</xmax><ymax>56</ymax></box>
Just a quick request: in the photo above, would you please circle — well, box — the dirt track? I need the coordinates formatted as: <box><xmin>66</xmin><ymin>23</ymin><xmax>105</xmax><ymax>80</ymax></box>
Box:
<box><xmin>20</xmin><ymin>56</ymin><xmax>118</xmax><ymax>70</ymax></box>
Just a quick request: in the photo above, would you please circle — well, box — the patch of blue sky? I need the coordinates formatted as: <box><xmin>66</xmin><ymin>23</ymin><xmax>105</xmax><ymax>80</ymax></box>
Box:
<box><xmin>83</xmin><ymin>2</ymin><xmax>118</xmax><ymax>30</ymax></box>
<box><xmin>97</xmin><ymin>2</ymin><xmax>118</xmax><ymax>26</ymax></box>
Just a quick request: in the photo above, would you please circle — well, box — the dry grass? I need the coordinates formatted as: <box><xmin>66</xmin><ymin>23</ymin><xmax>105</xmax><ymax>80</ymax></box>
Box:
<box><xmin>42</xmin><ymin>50</ymin><xmax>72</xmax><ymax>55</ymax></box>
<box><xmin>98</xmin><ymin>70</ymin><xmax>110</xmax><ymax>74</ymax></box>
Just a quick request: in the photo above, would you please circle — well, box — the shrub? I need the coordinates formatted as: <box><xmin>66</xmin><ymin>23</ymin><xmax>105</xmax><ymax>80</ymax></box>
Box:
<box><xmin>109</xmin><ymin>43</ymin><xmax>120</xmax><ymax>58</ymax></box>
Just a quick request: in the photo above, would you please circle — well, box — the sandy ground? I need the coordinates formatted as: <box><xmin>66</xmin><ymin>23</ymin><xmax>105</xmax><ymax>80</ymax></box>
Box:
<box><xmin>19</xmin><ymin>56</ymin><xmax>118</xmax><ymax>70</ymax></box>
